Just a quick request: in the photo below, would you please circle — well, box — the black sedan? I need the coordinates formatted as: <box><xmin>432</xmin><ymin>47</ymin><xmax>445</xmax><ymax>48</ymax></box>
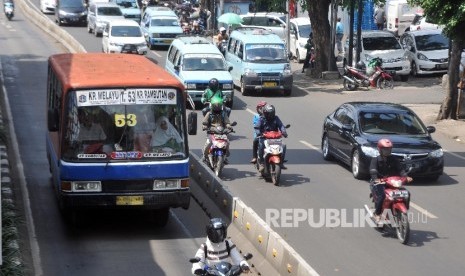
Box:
<box><xmin>321</xmin><ymin>102</ymin><xmax>444</xmax><ymax>180</ymax></box>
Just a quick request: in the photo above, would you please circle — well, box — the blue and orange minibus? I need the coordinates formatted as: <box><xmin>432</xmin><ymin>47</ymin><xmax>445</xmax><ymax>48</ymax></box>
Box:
<box><xmin>46</xmin><ymin>53</ymin><xmax>197</xmax><ymax>225</ymax></box>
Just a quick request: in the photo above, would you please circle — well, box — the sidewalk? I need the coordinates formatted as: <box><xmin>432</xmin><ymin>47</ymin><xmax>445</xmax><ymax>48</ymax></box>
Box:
<box><xmin>292</xmin><ymin>69</ymin><xmax>465</xmax><ymax>145</ymax></box>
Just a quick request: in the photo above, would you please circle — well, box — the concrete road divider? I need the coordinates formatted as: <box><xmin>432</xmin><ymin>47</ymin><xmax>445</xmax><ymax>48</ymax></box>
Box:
<box><xmin>17</xmin><ymin>0</ymin><xmax>86</xmax><ymax>53</ymax></box>
<box><xmin>190</xmin><ymin>153</ymin><xmax>320</xmax><ymax>276</ymax></box>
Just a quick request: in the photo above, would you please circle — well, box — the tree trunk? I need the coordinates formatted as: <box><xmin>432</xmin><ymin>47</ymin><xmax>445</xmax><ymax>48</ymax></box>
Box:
<box><xmin>306</xmin><ymin>0</ymin><xmax>337</xmax><ymax>78</ymax></box>
<box><xmin>438</xmin><ymin>39</ymin><xmax>465</xmax><ymax>120</ymax></box>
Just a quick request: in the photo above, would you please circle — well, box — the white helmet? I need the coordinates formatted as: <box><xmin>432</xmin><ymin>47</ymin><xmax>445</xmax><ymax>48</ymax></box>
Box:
<box><xmin>220</xmin><ymin>27</ymin><xmax>226</xmax><ymax>32</ymax></box>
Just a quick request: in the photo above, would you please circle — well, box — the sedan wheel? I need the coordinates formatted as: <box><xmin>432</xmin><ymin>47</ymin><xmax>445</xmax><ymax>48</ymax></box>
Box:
<box><xmin>411</xmin><ymin>61</ymin><xmax>418</xmax><ymax>76</ymax></box>
<box><xmin>351</xmin><ymin>149</ymin><xmax>365</xmax><ymax>179</ymax></box>
<box><xmin>322</xmin><ymin>135</ymin><xmax>333</xmax><ymax>161</ymax></box>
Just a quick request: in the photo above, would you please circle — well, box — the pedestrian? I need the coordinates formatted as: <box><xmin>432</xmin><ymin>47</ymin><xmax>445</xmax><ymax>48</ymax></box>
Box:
<box><xmin>301</xmin><ymin>32</ymin><xmax>314</xmax><ymax>73</ymax></box>
<box><xmin>374</xmin><ymin>4</ymin><xmax>386</xmax><ymax>30</ymax></box>
<box><xmin>336</xmin><ymin>17</ymin><xmax>344</xmax><ymax>56</ymax></box>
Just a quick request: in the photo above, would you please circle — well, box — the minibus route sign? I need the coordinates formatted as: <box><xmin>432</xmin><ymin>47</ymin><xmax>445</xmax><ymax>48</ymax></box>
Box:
<box><xmin>76</xmin><ymin>88</ymin><xmax>177</xmax><ymax>106</ymax></box>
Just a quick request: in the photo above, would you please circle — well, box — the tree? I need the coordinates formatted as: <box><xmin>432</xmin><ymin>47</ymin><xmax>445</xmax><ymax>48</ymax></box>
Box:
<box><xmin>409</xmin><ymin>0</ymin><xmax>465</xmax><ymax>119</ymax></box>
<box><xmin>256</xmin><ymin>0</ymin><xmax>338</xmax><ymax>76</ymax></box>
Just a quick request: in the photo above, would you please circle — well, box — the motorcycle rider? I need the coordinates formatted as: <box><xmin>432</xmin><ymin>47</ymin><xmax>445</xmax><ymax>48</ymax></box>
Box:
<box><xmin>201</xmin><ymin>78</ymin><xmax>231</xmax><ymax>117</ymax></box>
<box><xmin>191</xmin><ymin>217</ymin><xmax>250</xmax><ymax>275</ymax></box>
<box><xmin>369</xmin><ymin>138</ymin><xmax>413</xmax><ymax>223</ymax></box>
<box><xmin>250</xmin><ymin>101</ymin><xmax>267</xmax><ymax>164</ymax></box>
<box><xmin>216</xmin><ymin>27</ymin><xmax>229</xmax><ymax>48</ymax></box>
<box><xmin>254</xmin><ymin>104</ymin><xmax>288</xmax><ymax>172</ymax></box>
<box><xmin>191</xmin><ymin>21</ymin><xmax>203</xmax><ymax>35</ymax></box>
<box><xmin>202</xmin><ymin>97</ymin><xmax>232</xmax><ymax>164</ymax></box>
<box><xmin>4</xmin><ymin>0</ymin><xmax>14</xmax><ymax>17</ymax></box>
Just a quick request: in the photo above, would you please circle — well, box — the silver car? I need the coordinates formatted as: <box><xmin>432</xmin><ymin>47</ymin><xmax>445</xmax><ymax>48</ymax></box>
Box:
<box><xmin>87</xmin><ymin>2</ymin><xmax>125</xmax><ymax>37</ymax></box>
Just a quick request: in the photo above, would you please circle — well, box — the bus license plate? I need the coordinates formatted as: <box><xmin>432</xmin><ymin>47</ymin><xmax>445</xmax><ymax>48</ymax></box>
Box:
<box><xmin>163</xmin><ymin>40</ymin><xmax>173</xmax><ymax>44</ymax></box>
<box><xmin>263</xmin><ymin>82</ymin><xmax>277</xmax><ymax>87</ymax></box>
<box><xmin>116</xmin><ymin>196</ymin><xmax>144</xmax><ymax>205</ymax></box>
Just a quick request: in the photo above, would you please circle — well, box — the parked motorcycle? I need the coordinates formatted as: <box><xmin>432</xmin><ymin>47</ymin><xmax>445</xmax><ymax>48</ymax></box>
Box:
<box><xmin>4</xmin><ymin>2</ymin><xmax>14</xmax><ymax>21</ymax></box>
<box><xmin>342</xmin><ymin>58</ymin><xmax>394</xmax><ymax>91</ymax></box>
<box><xmin>255</xmin><ymin>125</ymin><xmax>290</xmax><ymax>186</ymax></box>
<box><xmin>203</xmin><ymin>122</ymin><xmax>236</xmax><ymax>177</ymax></box>
<box><xmin>364</xmin><ymin>176</ymin><xmax>411</xmax><ymax>244</ymax></box>
<box><xmin>189</xmin><ymin>253</ymin><xmax>252</xmax><ymax>276</ymax></box>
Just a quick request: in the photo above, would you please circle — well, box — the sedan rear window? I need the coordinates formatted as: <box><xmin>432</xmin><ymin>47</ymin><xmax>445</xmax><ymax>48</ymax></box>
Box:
<box><xmin>359</xmin><ymin>111</ymin><xmax>426</xmax><ymax>135</ymax></box>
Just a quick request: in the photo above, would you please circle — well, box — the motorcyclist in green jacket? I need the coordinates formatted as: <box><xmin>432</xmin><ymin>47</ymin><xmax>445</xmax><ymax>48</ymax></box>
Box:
<box><xmin>201</xmin><ymin>78</ymin><xmax>231</xmax><ymax>117</ymax></box>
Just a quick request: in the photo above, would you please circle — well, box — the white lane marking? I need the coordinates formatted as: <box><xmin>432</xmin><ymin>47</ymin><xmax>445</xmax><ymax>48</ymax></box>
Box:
<box><xmin>151</xmin><ymin>50</ymin><xmax>162</xmax><ymax>58</ymax></box>
<box><xmin>410</xmin><ymin>202</ymin><xmax>438</xmax><ymax>219</ymax></box>
<box><xmin>443</xmin><ymin>149</ymin><xmax>465</xmax><ymax>161</ymax></box>
<box><xmin>246</xmin><ymin>108</ymin><xmax>255</xmax><ymax>115</ymax></box>
<box><xmin>300</xmin><ymin>140</ymin><xmax>320</xmax><ymax>151</ymax></box>
<box><xmin>300</xmin><ymin>141</ymin><xmax>438</xmax><ymax>219</ymax></box>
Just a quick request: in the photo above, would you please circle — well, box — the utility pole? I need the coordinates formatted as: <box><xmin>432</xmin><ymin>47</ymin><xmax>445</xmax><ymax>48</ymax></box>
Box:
<box><xmin>356</xmin><ymin>0</ymin><xmax>363</xmax><ymax>63</ymax></box>
<box><xmin>286</xmin><ymin>0</ymin><xmax>290</xmax><ymax>55</ymax></box>
<box><xmin>348</xmin><ymin>0</ymin><xmax>354</xmax><ymax>66</ymax></box>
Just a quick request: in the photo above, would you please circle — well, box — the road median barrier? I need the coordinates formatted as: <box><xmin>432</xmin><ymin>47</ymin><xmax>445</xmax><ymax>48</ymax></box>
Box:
<box><xmin>190</xmin><ymin>152</ymin><xmax>319</xmax><ymax>276</ymax></box>
<box><xmin>18</xmin><ymin>0</ymin><xmax>86</xmax><ymax>53</ymax></box>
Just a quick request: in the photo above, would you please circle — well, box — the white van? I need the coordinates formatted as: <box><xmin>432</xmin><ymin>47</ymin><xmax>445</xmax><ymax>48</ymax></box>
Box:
<box><xmin>386</xmin><ymin>0</ymin><xmax>423</xmax><ymax>36</ymax></box>
<box><xmin>289</xmin><ymin>17</ymin><xmax>312</xmax><ymax>62</ymax></box>
<box><xmin>165</xmin><ymin>36</ymin><xmax>234</xmax><ymax>107</ymax></box>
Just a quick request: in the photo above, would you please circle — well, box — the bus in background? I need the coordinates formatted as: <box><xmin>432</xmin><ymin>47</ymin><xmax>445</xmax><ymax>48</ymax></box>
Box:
<box><xmin>46</xmin><ymin>53</ymin><xmax>197</xmax><ymax>226</ymax></box>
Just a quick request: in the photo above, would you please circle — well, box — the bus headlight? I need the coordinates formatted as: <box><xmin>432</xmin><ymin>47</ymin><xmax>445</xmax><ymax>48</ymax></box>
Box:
<box><xmin>153</xmin><ymin>179</ymin><xmax>180</xmax><ymax>190</ymax></box>
<box><xmin>65</xmin><ymin>181</ymin><xmax>102</xmax><ymax>192</ymax></box>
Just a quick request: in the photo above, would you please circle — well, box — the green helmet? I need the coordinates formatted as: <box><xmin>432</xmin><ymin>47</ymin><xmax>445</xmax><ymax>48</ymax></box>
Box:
<box><xmin>210</xmin><ymin>97</ymin><xmax>223</xmax><ymax>113</ymax></box>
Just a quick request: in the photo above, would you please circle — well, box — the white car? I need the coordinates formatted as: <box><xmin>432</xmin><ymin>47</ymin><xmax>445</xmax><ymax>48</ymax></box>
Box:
<box><xmin>344</xmin><ymin>30</ymin><xmax>411</xmax><ymax>81</ymax></box>
<box><xmin>240</xmin><ymin>13</ymin><xmax>287</xmax><ymax>40</ymax></box>
<box><xmin>400</xmin><ymin>29</ymin><xmax>449</xmax><ymax>76</ymax></box>
<box><xmin>40</xmin><ymin>0</ymin><xmax>56</xmax><ymax>14</ymax></box>
<box><xmin>102</xmin><ymin>19</ymin><xmax>148</xmax><ymax>55</ymax></box>
<box><xmin>410</xmin><ymin>13</ymin><xmax>442</xmax><ymax>32</ymax></box>
<box><xmin>289</xmin><ymin>17</ymin><xmax>312</xmax><ymax>63</ymax></box>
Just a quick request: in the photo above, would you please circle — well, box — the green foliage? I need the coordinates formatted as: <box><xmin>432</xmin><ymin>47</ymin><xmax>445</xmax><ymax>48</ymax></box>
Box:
<box><xmin>409</xmin><ymin>0</ymin><xmax>465</xmax><ymax>40</ymax></box>
<box><xmin>1</xmin><ymin>200</ymin><xmax>26</xmax><ymax>276</ymax></box>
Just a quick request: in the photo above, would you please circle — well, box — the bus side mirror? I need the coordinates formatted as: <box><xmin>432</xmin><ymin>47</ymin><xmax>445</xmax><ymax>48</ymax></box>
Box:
<box><xmin>188</xmin><ymin>111</ymin><xmax>197</xmax><ymax>135</ymax></box>
<box><xmin>48</xmin><ymin>108</ymin><xmax>59</xmax><ymax>131</ymax></box>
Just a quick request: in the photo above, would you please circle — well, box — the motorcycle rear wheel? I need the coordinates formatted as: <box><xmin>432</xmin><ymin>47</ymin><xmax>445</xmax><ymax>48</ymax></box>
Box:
<box><xmin>395</xmin><ymin>212</ymin><xmax>410</xmax><ymax>244</ymax></box>
<box><xmin>270</xmin><ymin>163</ymin><xmax>281</xmax><ymax>186</ymax></box>
<box><xmin>377</xmin><ymin>77</ymin><xmax>394</xmax><ymax>89</ymax></box>
<box><xmin>343</xmin><ymin>78</ymin><xmax>358</xmax><ymax>91</ymax></box>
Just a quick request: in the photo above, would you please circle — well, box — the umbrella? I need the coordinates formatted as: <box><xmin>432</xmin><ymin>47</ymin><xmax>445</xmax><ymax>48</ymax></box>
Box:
<box><xmin>217</xmin><ymin>13</ymin><xmax>243</xmax><ymax>25</ymax></box>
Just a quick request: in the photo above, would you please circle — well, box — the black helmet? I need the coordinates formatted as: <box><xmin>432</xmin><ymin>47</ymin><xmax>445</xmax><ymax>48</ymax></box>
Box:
<box><xmin>206</xmin><ymin>218</ymin><xmax>227</xmax><ymax>243</ymax></box>
<box><xmin>263</xmin><ymin>104</ymin><xmax>276</xmax><ymax>121</ymax></box>
<box><xmin>208</xmin><ymin>78</ymin><xmax>219</xmax><ymax>92</ymax></box>
<box><xmin>356</xmin><ymin>61</ymin><xmax>365</xmax><ymax>70</ymax></box>
<box><xmin>211</xmin><ymin>97</ymin><xmax>223</xmax><ymax>113</ymax></box>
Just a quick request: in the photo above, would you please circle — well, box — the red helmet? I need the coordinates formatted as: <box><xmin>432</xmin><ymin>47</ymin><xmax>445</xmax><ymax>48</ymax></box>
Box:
<box><xmin>377</xmin><ymin>138</ymin><xmax>393</xmax><ymax>156</ymax></box>
<box><xmin>256</xmin><ymin>101</ymin><xmax>267</xmax><ymax>114</ymax></box>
